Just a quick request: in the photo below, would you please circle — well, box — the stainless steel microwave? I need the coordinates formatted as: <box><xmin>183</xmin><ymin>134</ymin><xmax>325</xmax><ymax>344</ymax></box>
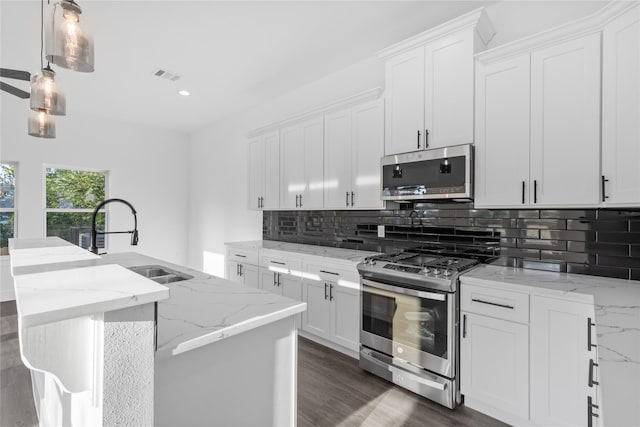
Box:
<box><xmin>381</xmin><ymin>144</ymin><xmax>473</xmax><ymax>201</ymax></box>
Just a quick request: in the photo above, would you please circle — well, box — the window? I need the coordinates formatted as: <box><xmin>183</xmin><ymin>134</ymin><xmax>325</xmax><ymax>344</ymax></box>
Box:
<box><xmin>45</xmin><ymin>167</ymin><xmax>108</xmax><ymax>248</ymax></box>
<box><xmin>0</xmin><ymin>163</ymin><xmax>16</xmax><ymax>255</ymax></box>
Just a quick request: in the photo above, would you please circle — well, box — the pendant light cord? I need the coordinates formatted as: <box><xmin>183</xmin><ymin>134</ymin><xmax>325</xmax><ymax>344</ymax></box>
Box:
<box><xmin>40</xmin><ymin>0</ymin><xmax>43</xmax><ymax>70</ymax></box>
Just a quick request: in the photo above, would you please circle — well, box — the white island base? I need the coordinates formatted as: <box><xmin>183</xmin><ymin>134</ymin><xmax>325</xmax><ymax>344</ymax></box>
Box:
<box><xmin>155</xmin><ymin>316</ymin><xmax>298</xmax><ymax>427</ymax></box>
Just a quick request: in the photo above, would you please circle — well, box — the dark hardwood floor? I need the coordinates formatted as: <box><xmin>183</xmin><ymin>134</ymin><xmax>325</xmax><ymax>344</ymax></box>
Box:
<box><xmin>1</xmin><ymin>300</ymin><xmax>507</xmax><ymax>427</ymax></box>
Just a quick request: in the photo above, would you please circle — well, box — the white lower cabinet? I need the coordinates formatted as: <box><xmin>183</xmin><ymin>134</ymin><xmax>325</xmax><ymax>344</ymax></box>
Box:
<box><xmin>530</xmin><ymin>295</ymin><xmax>598</xmax><ymax>427</ymax></box>
<box><xmin>259</xmin><ymin>266</ymin><xmax>303</xmax><ymax>329</ymax></box>
<box><xmin>226</xmin><ymin>261</ymin><xmax>259</xmax><ymax>288</ymax></box>
<box><xmin>460</xmin><ymin>279</ymin><xmax>600</xmax><ymax>427</ymax></box>
<box><xmin>301</xmin><ymin>279</ymin><xmax>332</xmax><ymax>338</ymax></box>
<box><xmin>460</xmin><ymin>312</ymin><xmax>529</xmax><ymax>420</ymax></box>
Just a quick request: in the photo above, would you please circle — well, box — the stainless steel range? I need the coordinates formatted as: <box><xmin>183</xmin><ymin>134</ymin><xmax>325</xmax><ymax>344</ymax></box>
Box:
<box><xmin>357</xmin><ymin>250</ymin><xmax>479</xmax><ymax>409</ymax></box>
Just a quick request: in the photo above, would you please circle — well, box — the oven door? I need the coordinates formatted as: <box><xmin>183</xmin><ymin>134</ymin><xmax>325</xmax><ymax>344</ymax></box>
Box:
<box><xmin>361</xmin><ymin>278</ymin><xmax>455</xmax><ymax>378</ymax></box>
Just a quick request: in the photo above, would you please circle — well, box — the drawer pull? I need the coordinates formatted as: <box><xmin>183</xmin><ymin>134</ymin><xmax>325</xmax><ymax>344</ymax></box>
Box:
<box><xmin>462</xmin><ymin>314</ymin><xmax>467</xmax><ymax>338</ymax></box>
<box><xmin>234</xmin><ymin>254</ymin><xmax>247</xmax><ymax>258</ymax></box>
<box><xmin>588</xmin><ymin>359</ymin><xmax>599</xmax><ymax>387</ymax></box>
<box><xmin>471</xmin><ymin>298</ymin><xmax>515</xmax><ymax>310</ymax></box>
<box><xmin>320</xmin><ymin>270</ymin><xmax>339</xmax><ymax>276</ymax></box>
<box><xmin>270</xmin><ymin>261</ymin><xmax>286</xmax><ymax>265</ymax></box>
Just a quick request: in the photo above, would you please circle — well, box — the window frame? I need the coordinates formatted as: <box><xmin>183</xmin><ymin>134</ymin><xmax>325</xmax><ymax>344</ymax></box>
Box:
<box><xmin>43</xmin><ymin>164</ymin><xmax>110</xmax><ymax>248</ymax></box>
<box><xmin>0</xmin><ymin>161</ymin><xmax>17</xmax><ymax>255</ymax></box>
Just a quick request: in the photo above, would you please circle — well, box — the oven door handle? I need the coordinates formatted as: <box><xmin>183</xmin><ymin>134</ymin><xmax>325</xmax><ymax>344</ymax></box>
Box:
<box><xmin>362</xmin><ymin>278</ymin><xmax>446</xmax><ymax>301</ymax></box>
<box><xmin>388</xmin><ymin>365</ymin><xmax>446</xmax><ymax>391</ymax></box>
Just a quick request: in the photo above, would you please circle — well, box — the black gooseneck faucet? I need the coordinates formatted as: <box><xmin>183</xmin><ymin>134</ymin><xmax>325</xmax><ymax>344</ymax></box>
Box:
<box><xmin>90</xmin><ymin>198</ymin><xmax>138</xmax><ymax>254</ymax></box>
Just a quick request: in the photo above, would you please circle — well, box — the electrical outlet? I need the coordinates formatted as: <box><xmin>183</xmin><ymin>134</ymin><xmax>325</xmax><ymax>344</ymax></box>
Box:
<box><xmin>377</xmin><ymin>225</ymin><xmax>385</xmax><ymax>238</ymax></box>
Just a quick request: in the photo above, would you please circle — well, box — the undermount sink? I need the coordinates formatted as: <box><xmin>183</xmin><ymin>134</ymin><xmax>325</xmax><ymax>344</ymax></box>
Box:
<box><xmin>128</xmin><ymin>265</ymin><xmax>193</xmax><ymax>284</ymax></box>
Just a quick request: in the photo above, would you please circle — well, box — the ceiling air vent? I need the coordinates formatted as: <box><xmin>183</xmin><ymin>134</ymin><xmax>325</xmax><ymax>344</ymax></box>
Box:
<box><xmin>152</xmin><ymin>68</ymin><xmax>181</xmax><ymax>82</ymax></box>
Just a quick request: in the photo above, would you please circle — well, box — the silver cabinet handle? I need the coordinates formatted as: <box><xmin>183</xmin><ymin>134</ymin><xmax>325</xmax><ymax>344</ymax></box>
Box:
<box><xmin>471</xmin><ymin>298</ymin><xmax>515</xmax><ymax>310</ymax></box>
<box><xmin>270</xmin><ymin>261</ymin><xmax>285</xmax><ymax>265</ymax></box>
<box><xmin>236</xmin><ymin>264</ymin><xmax>240</xmax><ymax>276</ymax></box>
<box><xmin>277</xmin><ymin>272</ymin><xmax>281</xmax><ymax>287</ymax></box>
<box><xmin>238</xmin><ymin>264</ymin><xmax>243</xmax><ymax>277</ymax></box>
<box><xmin>295</xmin><ymin>194</ymin><xmax>299</xmax><ymax>208</ymax></box>
<box><xmin>351</xmin><ymin>191</ymin><xmax>354</xmax><ymax>206</ymax></box>
<box><xmin>329</xmin><ymin>284</ymin><xmax>334</xmax><ymax>301</ymax></box>
<box><xmin>346</xmin><ymin>192</ymin><xmax>349</xmax><ymax>207</ymax></box>
<box><xmin>417</xmin><ymin>130</ymin><xmax>421</xmax><ymax>149</ymax></box>
<box><xmin>425</xmin><ymin>129</ymin><xmax>429</xmax><ymax>148</ymax></box>
<box><xmin>587</xmin><ymin>317</ymin><xmax>597</xmax><ymax>351</ymax></box>
<box><xmin>299</xmin><ymin>194</ymin><xmax>303</xmax><ymax>207</ymax></box>
<box><xmin>273</xmin><ymin>272</ymin><xmax>277</xmax><ymax>287</ymax></box>
<box><xmin>324</xmin><ymin>283</ymin><xmax>328</xmax><ymax>300</ymax></box>
<box><xmin>522</xmin><ymin>181</ymin><xmax>525</xmax><ymax>204</ymax></box>
<box><xmin>234</xmin><ymin>254</ymin><xmax>246</xmax><ymax>258</ymax></box>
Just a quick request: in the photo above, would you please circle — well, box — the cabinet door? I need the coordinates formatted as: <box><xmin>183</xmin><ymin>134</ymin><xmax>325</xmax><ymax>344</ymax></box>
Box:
<box><xmin>280</xmin><ymin>124</ymin><xmax>306</xmax><ymax>209</ymax></box>
<box><xmin>602</xmin><ymin>6</ymin><xmax>640</xmax><ymax>207</ymax></box>
<box><xmin>460</xmin><ymin>312</ymin><xmax>529</xmax><ymax>420</ymax></box>
<box><xmin>263</xmin><ymin>131</ymin><xmax>280</xmax><ymax>210</ymax></box>
<box><xmin>329</xmin><ymin>282</ymin><xmax>360</xmax><ymax>352</ymax></box>
<box><xmin>530</xmin><ymin>296</ymin><xmax>596</xmax><ymax>427</ymax></box>
<box><xmin>279</xmin><ymin>274</ymin><xmax>303</xmax><ymax>329</ymax></box>
<box><xmin>474</xmin><ymin>54</ymin><xmax>531</xmax><ymax>208</ymax></box>
<box><xmin>302</xmin><ymin>280</ymin><xmax>331</xmax><ymax>339</ymax></box>
<box><xmin>302</xmin><ymin>118</ymin><xmax>325</xmax><ymax>209</ymax></box>
<box><xmin>241</xmin><ymin>264</ymin><xmax>260</xmax><ymax>289</ymax></box>
<box><xmin>352</xmin><ymin>99</ymin><xmax>384</xmax><ymax>209</ymax></box>
<box><xmin>324</xmin><ymin>109</ymin><xmax>353</xmax><ymax>209</ymax></box>
<box><xmin>227</xmin><ymin>261</ymin><xmax>243</xmax><ymax>283</ymax></box>
<box><xmin>260</xmin><ymin>267</ymin><xmax>279</xmax><ymax>293</ymax></box>
<box><xmin>384</xmin><ymin>46</ymin><xmax>425</xmax><ymax>155</ymax></box>
<box><xmin>530</xmin><ymin>33</ymin><xmax>601</xmax><ymax>207</ymax></box>
<box><xmin>424</xmin><ymin>29</ymin><xmax>474</xmax><ymax>149</ymax></box>
<box><xmin>248</xmin><ymin>138</ymin><xmax>264</xmax><ymax>210</ymax></box>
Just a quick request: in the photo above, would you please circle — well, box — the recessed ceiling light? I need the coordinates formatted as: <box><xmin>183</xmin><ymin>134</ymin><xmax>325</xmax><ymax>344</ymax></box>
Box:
<box><xmin>178</xmin><ymin>90</ymin><xmax>190</xmax><ymax>97</ymax></box>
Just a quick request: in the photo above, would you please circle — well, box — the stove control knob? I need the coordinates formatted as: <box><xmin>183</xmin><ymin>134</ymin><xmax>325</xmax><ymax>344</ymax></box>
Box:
<box><xmin>433</xmin><ymin>268</ymin><xmax>441</xmax><ymax>275</ymax></box>
<box><xmin>443</xmin><ymin>269</ymin><xmax>452</xmax><ymax>277</ymax></box>
<box><xmin>421</xmin><ymin>267</ymin><xmax>429</xmax><ymax>275</ymax></box>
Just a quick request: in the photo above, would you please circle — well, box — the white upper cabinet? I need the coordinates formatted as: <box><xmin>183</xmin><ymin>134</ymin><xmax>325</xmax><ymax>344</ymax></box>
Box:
<box><xmin>530</xmin><ymin>33</ymin><xmax>601</xmax><ymax>207</ymax></box>
<box><xmin>475</xmin><ymin>33</ymin><xmax>601</xmax><ymax>208</ymax></box>
<box><xmin>475</xmin><ymin>54</ymin><xmax>531</xmax><ymax>207</ymax></box>
<box><xmin>380</xmin><ymin>8</ymin><xmax>495</xmax><ymax>155</ymax></box>
<box><xmin>384</xmin><ymin>47</ymin><xmax>426</xmax><ymax>155</ymax></box>
<box><xmin>248</xmin><ymin>131</ymin><xmax>280</xmax><ymax>210</ymax></box>
<box><xmin>424</xmin><ymin>30</ymin><xmax>475</xmax><ymax>149</ymax></box>
<box><xmin>280</xmin><ymin>117</ymin><xmax>324</xmax><ymax>210</ymax></box>
<box><xmin>602</xmin><ymin>4</ymin><xmax>640</xmax><ymax>207</ymax></box>
<box><xmin>324</xmin><ymin>99</ymin><xmax>384</xmax><ymax>209</ymax></box>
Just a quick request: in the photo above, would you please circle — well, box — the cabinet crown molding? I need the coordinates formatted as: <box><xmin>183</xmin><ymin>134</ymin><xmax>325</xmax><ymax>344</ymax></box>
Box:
<box><xmin>377</xmin><ymin>7</ymin><xmax>495</xmax><ymax>59</ymax></box>
<box><xmin>476</xmin><ymin>1</ymin><xmax>639</xmax><ymax>64</ymax></box>
<box><xmin>247</xmin><ymin>87</ymin><xmax>383</xmax><ymax>138</ymax></box>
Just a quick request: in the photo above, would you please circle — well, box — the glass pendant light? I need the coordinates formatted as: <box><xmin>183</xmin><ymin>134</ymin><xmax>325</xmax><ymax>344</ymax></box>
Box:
<box><xmin>28</xmin><ymin>109</ymin><xmax>56</xmax><ymax>138</ymax></box>
<box><xmin>30</xmin><ymin>64</ymin><xmax>66</xmax><ymax>115</ymax></box>
<box><xmin>46</xmin><ymin>0</ymin><xmax>94</xmax><ymax>72</ymax></box>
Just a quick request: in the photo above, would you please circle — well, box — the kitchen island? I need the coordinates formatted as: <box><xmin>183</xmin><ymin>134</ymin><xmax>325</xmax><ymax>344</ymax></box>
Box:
<box><xmin>9</xmin><ymin>238</ymin><xmax>306</xmax><ymax>427</ymax></box>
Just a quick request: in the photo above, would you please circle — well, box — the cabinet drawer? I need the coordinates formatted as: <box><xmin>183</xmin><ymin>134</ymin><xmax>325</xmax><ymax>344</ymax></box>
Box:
<box><xmin>227</xmin><ymin>248</ymin><xmax>258</xmax><ymax>265</ymax></box>
<box><xmin>305</xmin><ymin>262</ymin><xmax>359</xmax><ymax>285</ymax></box>
<box><xmin>461</xmin><ymin>284</ymin><xmax>529</xmax><ymax>324</ymax></box>
<box><xmin>260</xmin><ymin>252</ymin><xmax>303</xmax><ymax>272</ymax></box>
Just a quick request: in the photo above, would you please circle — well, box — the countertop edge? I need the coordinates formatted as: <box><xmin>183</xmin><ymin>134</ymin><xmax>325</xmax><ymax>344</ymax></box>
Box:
<box><xmin>156</xmin><ymin>302</ymin><xmax>307</xmax><ymax>360</ymax></box>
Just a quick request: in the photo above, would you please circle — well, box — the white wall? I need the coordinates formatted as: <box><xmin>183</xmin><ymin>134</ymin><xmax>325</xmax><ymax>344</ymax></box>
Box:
<box><xmin>1</xmin><ymin>96</ymin><xmax>190</xmax><ymax>300</ymax></box>
<box><xmin>186</xmin><ymin>56</ymin><xmax>385</xmax><ymax>273</ymax></box>
<box><xmin>186</xmin><ymin>1</ymin><xmax>606</xmax><ymax>275</ymax></box>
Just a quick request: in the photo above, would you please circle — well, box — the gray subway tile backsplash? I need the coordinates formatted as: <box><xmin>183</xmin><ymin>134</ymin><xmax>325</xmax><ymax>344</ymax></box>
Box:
<box><xmin>263</xmin><ymin>203</ymin><xmax>640</xmax><ymax>281</ymax></box>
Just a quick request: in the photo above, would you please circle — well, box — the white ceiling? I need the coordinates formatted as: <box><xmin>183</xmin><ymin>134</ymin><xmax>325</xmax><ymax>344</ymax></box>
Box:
<box><xmin>1</xmin><ymin>1</ymin><xmax>606</xmax><ymax>133</ymax></box>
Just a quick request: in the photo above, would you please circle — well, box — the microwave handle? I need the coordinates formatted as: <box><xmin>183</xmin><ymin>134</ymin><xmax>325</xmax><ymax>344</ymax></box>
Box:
<box><xmin>362</xmin><ymin>278</ymin><xmax>446</xmax><ymax>301</ymax></box>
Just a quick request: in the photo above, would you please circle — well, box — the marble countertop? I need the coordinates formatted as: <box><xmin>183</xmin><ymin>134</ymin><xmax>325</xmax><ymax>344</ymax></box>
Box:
<box><xmin>461</xmin><ymin>264</ymin><xmax>640</xmax><ymax>426</ymax></box>
<box><xmin>225</xmin><ymin>240</ymin><xmax>380</xmax><ymax>263</ymax></box>
<box><xmin>9</xmin><ymin>238</ymin><xmax>169</xmax><ymax>328</ymax></box>
<box><xmin>99</xmin><ymin>253</ymin><xmax>307</xmax><ymax>360</ymax></box>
